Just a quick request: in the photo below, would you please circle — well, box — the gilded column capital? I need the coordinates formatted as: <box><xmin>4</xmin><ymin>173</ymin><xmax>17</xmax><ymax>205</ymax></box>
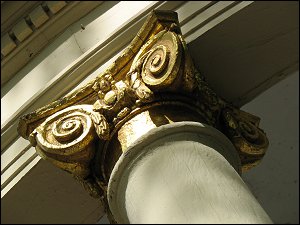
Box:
<box><xmin>18</xmin><ymin>10</ymin><xmax>268</xmax><ymax>215</ymax></box>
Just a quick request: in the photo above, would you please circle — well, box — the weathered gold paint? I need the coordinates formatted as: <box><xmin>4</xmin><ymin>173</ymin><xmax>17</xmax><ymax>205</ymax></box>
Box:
<box><xmin>100</xmin><ymin>102</ymin><xmax>207</xmax><ymax>183</ymax></box>
<box><xmin>17</xmin><ymin>10</ymin><xmax>269</xmax><ymax>222</ymax></box>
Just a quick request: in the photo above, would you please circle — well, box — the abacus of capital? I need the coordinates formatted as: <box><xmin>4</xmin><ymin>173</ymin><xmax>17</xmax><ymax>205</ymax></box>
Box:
<box><xmin>18</xmin><ymin>10</ymin><xmax>272</xmax><ymax>224</ymax></box>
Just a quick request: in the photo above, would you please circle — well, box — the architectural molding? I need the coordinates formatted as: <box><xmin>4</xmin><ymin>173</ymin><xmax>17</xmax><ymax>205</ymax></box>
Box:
<box><xmin>1</xmin><ymin>1</ymin><xmax>103</xmax><ymax>86</ymax></box>
<box><xmin>18</xmin><ymin>10</ymin><xmax>269</xmax><ymax>223</ymax></box>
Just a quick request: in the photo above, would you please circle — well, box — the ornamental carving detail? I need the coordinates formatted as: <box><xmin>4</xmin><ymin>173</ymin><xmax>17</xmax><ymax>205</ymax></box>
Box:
<box><xmin>18</xmin><ymin>10</ymin><xmax>269</xmax><ymax>220</ymax></box>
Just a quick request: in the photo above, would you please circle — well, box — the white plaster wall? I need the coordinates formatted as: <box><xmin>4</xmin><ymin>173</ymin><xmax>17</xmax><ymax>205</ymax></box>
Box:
<box><xmin>242</xmin><ymin>71</ymin><xmax>299</xmax><ymax>224</ymax></box>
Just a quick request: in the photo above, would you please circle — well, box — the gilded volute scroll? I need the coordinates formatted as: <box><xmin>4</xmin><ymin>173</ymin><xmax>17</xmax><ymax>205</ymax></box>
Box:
<box><xmin>18</xmin><ymin>10</ymin><xmax>269</xmax><ymax>223</ymax></box>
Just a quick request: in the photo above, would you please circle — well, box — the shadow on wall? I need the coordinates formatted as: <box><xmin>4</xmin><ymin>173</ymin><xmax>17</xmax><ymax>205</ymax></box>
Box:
<box><xmin>242</xmin><ymin>71</ymin><xmax>299</xmax><ymax>224</ymax></box>
<box><xmin>98</xmin><ymin>214</ymin><xmax>110</xmax><ymax>224</ymax></box>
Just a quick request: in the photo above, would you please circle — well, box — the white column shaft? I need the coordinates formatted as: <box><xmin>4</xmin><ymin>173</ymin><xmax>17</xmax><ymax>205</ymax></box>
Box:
<box><xmin>108</xmin><ymin>122</ymin><xmax>272</xmax><ymax>224</ymax></box>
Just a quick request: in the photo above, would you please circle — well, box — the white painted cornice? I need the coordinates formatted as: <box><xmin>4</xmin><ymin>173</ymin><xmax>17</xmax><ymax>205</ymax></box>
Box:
<box><xmin>1</xmin><ymin>1</ymin><xmax>103</xmax><ymax>86</ymax></box>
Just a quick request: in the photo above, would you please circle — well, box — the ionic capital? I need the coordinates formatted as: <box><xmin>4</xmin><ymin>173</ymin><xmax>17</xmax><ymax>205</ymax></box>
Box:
<box><xmin>18</xmin><ymin>10</ymin><xmax>269</xmax><ymax>220</ymax></box>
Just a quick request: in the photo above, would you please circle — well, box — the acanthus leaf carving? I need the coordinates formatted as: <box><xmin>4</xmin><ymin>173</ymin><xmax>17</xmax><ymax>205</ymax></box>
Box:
<box><xmin>90</xmin><ymin>112</ymin><xmax>110</xmax><ymax>140</ymax></box>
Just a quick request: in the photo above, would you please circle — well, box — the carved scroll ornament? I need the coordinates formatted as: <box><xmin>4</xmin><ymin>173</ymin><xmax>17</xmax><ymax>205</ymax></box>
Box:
<box><xmin>18</xmin><ymin>10</ymin><xmax>269</xmax><ymax>218</ymax></box>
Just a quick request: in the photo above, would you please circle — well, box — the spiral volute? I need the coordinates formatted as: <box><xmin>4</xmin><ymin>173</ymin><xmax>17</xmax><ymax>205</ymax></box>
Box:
<box><xmin>131</xmin><ymin>30</ymin><xmax>182</xmax><ymax>89</ymax></box>
<box><xmin>34</xmin><ymin>105</ymin><xmax>98</xmax><ymax>178</ymax></box>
